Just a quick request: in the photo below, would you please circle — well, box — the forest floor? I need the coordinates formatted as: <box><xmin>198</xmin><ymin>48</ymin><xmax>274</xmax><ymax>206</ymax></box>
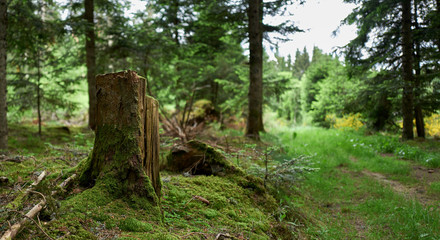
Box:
<box><xmin>1</xmin><ymin>122</ymin><xmax>440</xmax><ymax>239</ymax></box>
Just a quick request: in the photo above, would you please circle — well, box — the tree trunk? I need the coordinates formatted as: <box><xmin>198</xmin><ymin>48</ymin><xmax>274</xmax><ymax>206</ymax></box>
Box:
<box><xmin>401</xmin><ymin>0</ymin><xmax>414</xmax><ymax>140</ymax></box>
<box><xmin>437</xmin><ymin>0</ymin><xmax>440</xmax><ymax>51</ymax></box>
<box><xmin>0</xmin><ymin>0</ymin><xmax>7</xmax><ymax>149</ymax></box>
<box><xmin>79</xmin><ymin>71</ymin><xmax>161</xmax><ymax>203</ymax></box>
<box><xmin>413</xmin><ymin>0</ymin><xmax>425</xmax><ymax>138</ymax></box>
<box><xmin>246</xmin><ymin>0</ymin><xmax>264</xmax><ymax>140</ymax></box>
<box><xmin>85</xmin><ymin>0</ymin><xmax>97</xmax><ymax>130</ymax></box>
<box><xmin>36</xmin><ymin>49</ymin><xmax>42</xmax><ymax>136</ymax></box>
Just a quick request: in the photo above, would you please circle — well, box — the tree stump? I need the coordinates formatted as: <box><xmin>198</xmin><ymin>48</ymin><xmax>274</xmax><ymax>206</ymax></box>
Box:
<box><xmin>79</xmin><ymin>70</ymin><xmax>160</xmax><ymax>204</ymax></box>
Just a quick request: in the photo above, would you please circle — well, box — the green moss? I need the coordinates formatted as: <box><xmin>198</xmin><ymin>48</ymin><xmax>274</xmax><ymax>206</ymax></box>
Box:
<box><xmin>187</xmin><ymin>140</ymin><xmax>241</xmax><ymax>174</ymax></box>
<box><xmin>202</xmin><ymin>209</ymin><xmax>219</xmax><ymax>219</ymax></box>
<box><xmin>78</xmin><ymin>124</ymin><xmax>160</xmax><ymax>209</ymax></box>
<box><xmin>121</xmin><ymin>232</ymin><xmax>179</xmax><ymax>240</ymax></box>
<box><xmin>192</xmin><ymin>99</ymin><xmax>214</xmax><ymax>119</ymax></box>
<box><xmin>119</xmin><ymin>217</ymin><xmax>153</xmax><ymax>232</ymax></box>
<box><xmin>248</xmin><ymin>232</ymin><xmax>270</xmax><ymax>240</ymax></box>
<box><xmin>161</xmin><ymin>173</ymin><xmax>281</xmax><ymax>238</ymax></box>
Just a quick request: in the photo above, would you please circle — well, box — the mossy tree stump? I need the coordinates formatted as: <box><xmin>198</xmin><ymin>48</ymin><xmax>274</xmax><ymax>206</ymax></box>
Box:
<box><xmin>80</xmin><ymin>70</ymin><xmax>160</xmax><ymax>204</ymax></box>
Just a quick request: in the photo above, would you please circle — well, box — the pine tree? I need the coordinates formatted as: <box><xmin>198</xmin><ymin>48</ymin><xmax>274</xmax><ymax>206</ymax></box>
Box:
<box><xmin>8</xmin><ymin>0</ymin><xmax>79</xmax><ymax>135</ymax></box>
<box><xmin>293</xmin><ymin>47</ymin><xmax>310</xmax><ymax>79</ymax></box>
<box><xmin>245</xmin><ymin>0</ymin><xmax>264</xmax><ymax>139</ymax></box>
<box><xmin>0</xmin><ymin>0</ymin><xmax>7</xmax><ymax>149</ymax></box>
<box><xmin>343</xmin><ymin>0</ymin><xmax>418</xmax><ymax>139</ymax></box>
<box><xmin>85</xmin><ymin>0</ymin><xmax>96</xmax><ymax>130</ymax></box>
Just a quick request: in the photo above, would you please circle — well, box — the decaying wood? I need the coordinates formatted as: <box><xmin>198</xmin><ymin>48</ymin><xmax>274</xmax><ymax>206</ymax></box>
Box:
<box><xmin>1</xmin><ymin>173</ymin><xmax>75</xmax><ymax>240</ymax></box>
<box><xmin>51</xmin><ymin>174</ymin><xmax>77</xmax><ymax>195</ymax></box>
<box><xmin>58</xmin><ymin>174</ymin><xmax>76</xmax><ymax>189</ymax></box>
<box><xmin>215</xmin><ymin>233</ymin><xmax>236</xmax><ymax>240</ymax></box>
<box><xmin>159</xmin><ymin>112</ymin><xmax>205</xmax><ymax>143</ymax></box>
<box><xmin>144</xmin><ymin>97</ymin><xmax>160</xmax><ymax>197</ymax></box>
<box><xmin>193</xmin><ymin>195</ymin><xmax>210</xmax><ymax>205</ymax></box>
<box><xmin>0</xmin><ymin>155</ymin><xmax>24</xmax><ymax>163</ymax></box>
<box><xmin>1</xmin><ymin>199</ymin><xmax>47</xmax><ymax>240</ymax></box>
<box><xmin>6</xmin><ymin>171</ymin><xmax>46</xmax><ymax>209</ymax></box>
<box><xmin>32</xmin><ymin>171</ymin><xmax>47</xmax><ymax>187</ymax></box>
<box><xmin>185</xmin><ymin>195</ymin><xmax>210</xmax><ymax>206</ymax></box>
<box><xmin>80</xmin><ymin>70</ymin><xmax>160</xmax><ymax>201</ymax></box>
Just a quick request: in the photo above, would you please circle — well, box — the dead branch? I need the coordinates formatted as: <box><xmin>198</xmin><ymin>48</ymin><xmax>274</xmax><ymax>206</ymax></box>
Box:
<box><xmin>51</xmin><ymin>174</ymin><xmax>77</xmax><ymax>195</ymax></box>
<box><xmin>0</xmin><ymin>155</ymin><xmax>24</xmax><ymax>163</ymax></box>
<box><xmin>1</xmin><ymin>199</ymin><xmax>47</xmax><ymax>240</ymax></box>
<box><xmin>7</xmin><ymin>204</ymin><xmax>54</xmax><ymax>240</ymax></box>
<box><xmin>186</xmin><ymin>195</ymin><xmax>210</xmax><ymax>206</ymax></box>
<box><xmin>193</xmin><ymin>195</ymin><xmax>210</xmax><ymax>205</ymax></box>
<box><xmin>1</xmin><ymin>173</ymin><xmax>76</xmax><ymax>240</ymax></box>
<box><xmin>58</xmin><ymin>174</ymin><xmax>77</xmax><ymax>189</ymax></box>
<box><xmin>215</xmin><ymin>233</ymin><xmax>236</xmax><ymax>240</ymax></box>
<box><xmin>6</xmin><ymin>171</ymin><xmax>47</xmax><ymax>209</ymax></box>
<box><xmin>32</xmin><ymin>171</ymin><xmax>47</xmax><ymax>187</ymax></box>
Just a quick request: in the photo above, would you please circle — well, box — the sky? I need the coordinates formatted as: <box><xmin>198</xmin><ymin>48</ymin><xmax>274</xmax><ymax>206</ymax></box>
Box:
<box><xmin>129</xmin><ymin>0</ymin><xmax>358</xmax><ymax>60</ymax></box>
<box><xmin>264</xmin><ymin>0</ymin><xmax>358</xmax><ymax>59</ymax></box>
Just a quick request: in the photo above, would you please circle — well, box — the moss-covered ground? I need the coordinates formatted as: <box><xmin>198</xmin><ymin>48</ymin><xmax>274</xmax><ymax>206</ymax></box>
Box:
<box><xmin>0</xmin><ymin>124</ymin><xmax>296</xmax><ymax>239</ymax></box>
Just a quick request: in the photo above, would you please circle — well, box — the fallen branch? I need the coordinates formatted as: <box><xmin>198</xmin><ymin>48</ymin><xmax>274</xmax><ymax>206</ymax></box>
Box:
<box><xmin>6</xmin><ymin>203</ymin><xmax>54</xmax><ymax>240</ymax></box>
<box><xmin>1</xmin><ymin>199</ymin><xmax>48</xmax><ymax>240</ymax></box>
<box><xmin>215</xmin><ymin>233</ymin><xmax>236</xmax><ymax>240</ymax></box>
<box><xmin>0</xmin><ymin>155</ymin><xmax>24</xmax><ymax>163</ymax></box>
<box><xmin>6</xmin><ymin>171</ymin><xmax>47</xmax><ymax>210</ymax></box>
<box><xmin>1</xmin><ymin>173</ymin><xmax>76</xmax><ymax>240</ymax></box>
<box><xmin>186</xmin><ymin>195</ymin><xmax>210</xmax><ymax>206</ymax></box>
<box><xmin>59</xmin><ymin>174</ymin><xmax>77</xmax><ymax>189</ymax></box>
<box><xmin>51</xmin><ymin>174</ymin><xmax>77</xmax><ymax>195</ymax></box>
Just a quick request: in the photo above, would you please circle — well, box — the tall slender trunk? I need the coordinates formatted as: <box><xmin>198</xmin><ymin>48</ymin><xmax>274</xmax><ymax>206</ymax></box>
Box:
<box><xmin>210</xmin><ymin>80</ymin><xmax>218</xmax><ymax>108</ymax></box>
<box><xmin>437</xmin><ymin>0</ymin><xmax>440</xmax><ymax>50</ymax></box>
<box><xmin>401</xmin><ymin>0</ymin><xmax>414</xmax><ymax>140</ymax></box>
<box><xmin>172</xmin><ymin>0</ymin><xmax>180</xmax><ymax>46</ymax></box>
<box><xmin>0</xmin><ymin>0</ymin><xmax>7</xmax><ymax>149</ymax></box>
<box><xmin>36</xmin><ymin>49</ymin><xmax>42</xmax><ymax>136</ymax></box>
<box><xmin>246</xmin><ymin>0</ymin><xmax>264</xmax><ymax>139</ymax></box>
<box><xmin>85</xmin><ymin>0</ymin><xmax>96</xmax><ymax>130</ymax></box>
<box><xmin>413</xmin><ymin>0</ymin><xmax>425</xmax><ymax>138</ymax></box>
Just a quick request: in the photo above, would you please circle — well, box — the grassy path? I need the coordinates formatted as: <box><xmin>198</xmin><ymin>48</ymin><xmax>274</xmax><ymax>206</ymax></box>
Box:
<box><xmin>272</xmin><ymin>127</ymin><xmax>440</xmax><ymax>240</ymax></box>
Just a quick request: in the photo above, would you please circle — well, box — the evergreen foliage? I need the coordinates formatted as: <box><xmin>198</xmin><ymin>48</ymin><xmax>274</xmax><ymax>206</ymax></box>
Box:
<box><xmin>7</xmin><ymin>0</ymin><xmax>80</xmax><ymax>134</ymax></box>
<box><xmin>1</xmin><ymin>0</ymin><xmax>439</xmax><ymax>138</ymax></box>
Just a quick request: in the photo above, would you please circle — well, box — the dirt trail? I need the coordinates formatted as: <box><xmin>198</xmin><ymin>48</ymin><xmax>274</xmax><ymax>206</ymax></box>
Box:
<box><xmin>350</xmin><ymin>156</ymin><xmax>440</xmax><ymax>207</ymax></box>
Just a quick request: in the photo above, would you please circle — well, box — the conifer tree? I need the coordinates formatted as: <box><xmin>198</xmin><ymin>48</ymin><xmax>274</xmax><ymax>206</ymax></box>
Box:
<box><xmin>85</xmin><ymin>0</ymin><xmax>96</xmax><ymax>130</ymax></box>
<box><xmin>343</xmin><ymin>0</ymin><xmax>417</xmax><ymax>140</ymax></box>
<box><xmin>0</xmin><ymin>0</ymin><xmax>7</xmax><ymax>149</ymax></box>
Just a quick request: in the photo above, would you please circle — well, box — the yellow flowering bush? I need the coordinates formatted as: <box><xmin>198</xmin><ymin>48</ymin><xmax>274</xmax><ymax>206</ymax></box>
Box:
<box><xmin>327</xmin><ymin>113</ymin><xmax>364</xmax><ymax>130</ymax></box>
<box><xmin>425</xmin><ymin>114</ymin><xmax>440</xmax><ymax>137</ymax></box>
<box><xmin>397</xmin><ymin>114</ymin><xmax>440</xmax><ymax>137</ymax></box>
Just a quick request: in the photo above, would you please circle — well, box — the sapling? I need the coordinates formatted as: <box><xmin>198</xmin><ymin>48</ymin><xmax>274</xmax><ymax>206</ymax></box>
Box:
<box><xmin>263</xmin><ymin>146</ymin><xmax>279</xmax><ymax>187</ymax></box>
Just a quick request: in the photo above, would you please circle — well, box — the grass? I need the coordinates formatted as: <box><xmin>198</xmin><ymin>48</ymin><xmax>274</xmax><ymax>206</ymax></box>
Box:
<box><xmin>267</xmin><ymin>126</ymin><xmax>440</xmax><ymax>239</ymax></box>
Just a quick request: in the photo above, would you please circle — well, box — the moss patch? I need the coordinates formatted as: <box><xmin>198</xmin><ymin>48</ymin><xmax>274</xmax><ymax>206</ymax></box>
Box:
<box><xmin>119</xmin><ymin>217</ymin><xmax>153</xmax><ymax>232</ymax></box>
<box><xmin>161</xmin><ymin>173</ymin><xmax>283</xmax><ymax>238</ymax></box>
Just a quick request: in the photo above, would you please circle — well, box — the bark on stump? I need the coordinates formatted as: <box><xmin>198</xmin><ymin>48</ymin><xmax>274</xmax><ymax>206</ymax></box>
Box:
<box><xmin>79</xmin><ymin>70</ymin><xmax>160</xmax><ymax>203</ymax></box>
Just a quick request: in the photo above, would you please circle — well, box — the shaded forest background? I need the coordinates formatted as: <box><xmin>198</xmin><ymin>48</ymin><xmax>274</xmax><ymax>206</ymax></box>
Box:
<box><xmin>0</xmin><ymin>0</ymin><xmax>440</xmax><ymax>149</ymax></box>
